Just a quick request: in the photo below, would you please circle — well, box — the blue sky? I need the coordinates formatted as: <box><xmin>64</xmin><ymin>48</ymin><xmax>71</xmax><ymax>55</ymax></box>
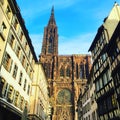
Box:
<box><xmin>16</xmin><ymin>0</ymin><xmax>120</xmax><ymax>58</ymax></box>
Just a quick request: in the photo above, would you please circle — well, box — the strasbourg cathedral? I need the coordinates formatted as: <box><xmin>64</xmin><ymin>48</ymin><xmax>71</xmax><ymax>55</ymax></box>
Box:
<box><xmin>39</xmin><ymin>7</ymin><xmax>91</xmax><ymax>120</ymax></box>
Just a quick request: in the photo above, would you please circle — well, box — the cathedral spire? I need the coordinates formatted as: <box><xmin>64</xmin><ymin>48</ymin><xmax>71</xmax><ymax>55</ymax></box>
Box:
<box><xmin>51</xmin><ymin>6</ymin><xmax>54</xmax><ymax>15</ymax></box>
<box><xmin>40</xmin><ymin>6</ymin><xmax>58</xmax><ymax>56</ymax></box>
<box><xmin>48</xmin><ymin>6</ymin><xmax>56</xmax><ymax>26</ymax></box>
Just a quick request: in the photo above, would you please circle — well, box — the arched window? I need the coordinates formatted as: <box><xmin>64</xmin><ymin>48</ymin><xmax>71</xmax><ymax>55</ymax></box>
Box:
<box><xmin>76</xmin><ymin>64</ymin><xmax>79</xmax><ymax>79</ymax></box>
<box><xmin>66</xmin><ymin>67</ymin><xmax>70</xmax><ymax>77</ymax></box>
<box><xmin>60</xmin><ymin>67</ymin><xmax>64</xmax><ymax>77</ymax></box>
<box><xmin>85</xmin><ymin>64</ymin><xmax>89</xmax><ymax>78</ymax></box>
<box><xmin>48</xmin><ymin>36</ymin><xmax>53</xmax><ymax>53</ymax></box>
<box><xmin>80</xmin><ymin>64</ymin><xmax>83</xmax><ymax>79</ymax></box>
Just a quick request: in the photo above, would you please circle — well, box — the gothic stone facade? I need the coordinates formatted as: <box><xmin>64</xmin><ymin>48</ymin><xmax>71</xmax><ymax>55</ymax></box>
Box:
<box><xmin>39</xmin><ymin>7</ymin><xmax>91</xmax><ymax>120</ymax></box>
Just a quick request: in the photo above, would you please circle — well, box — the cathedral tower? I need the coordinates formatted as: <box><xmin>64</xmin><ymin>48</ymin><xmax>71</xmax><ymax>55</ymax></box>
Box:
<box><xmin>39</xmin><ymin>7</ymin><xmax>91</xmax><ymax>120</ymax></box>
<box><xmin>41</xmin><ymin>6</ymin><xmax>58</xmax><ymax>56</ymax></box>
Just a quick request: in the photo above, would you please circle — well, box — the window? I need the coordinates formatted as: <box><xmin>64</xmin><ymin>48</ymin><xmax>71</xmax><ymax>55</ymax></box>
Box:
<box><xmin>0</xmin><ymin>22</ymin><xmax>6</xmax><ymax>40</ymax></box>
<box><xmin>102</xmin><ymin>53</ymin><xmax>107</xmax><ymax>62</ymax></box>
<box><xmin>20</xmin><ymin>97</ymin><xmax>24</xmax><ymax>110</ymax></box>
<box><xmin>0</xmin><ymin>78</ymin><xmax>5</xmax><ymax>97</ymax></box>
<box><xmin>22</xmin><ymin>38</ymin><xmax>26</xmax><ymax>48</ymax></box>
<box><xmin>19</xmin><ymin>32</ymin><xmax>23</xmax><ymax>41</ymax></box>
<box><xmin>27</xmin><ymin>67</ymin><xmax>30</xmax><ymax>76</ymax></box>
<box><xmin>116</xmin><ymin>47</ymin><xmax>119</xmax><ymax>54</ymax></box>
<box><xmin>95</xmin><ymin>63</ymin><xmax>98</xmax><ymax>71</ymax></box>
<box><xmin>106</xmin><ymin>70</ymin><xmax>110</xmax><ymax>82</ymax></box>
<box><xmin>85</xmin><ymin>64</ymin><xmax>89</xmax><ymax>78</ymax></box>
<box><xmin>112</xmin><ymin>94</ymin><xmax>117</xmax><ymax>108</ymax></box>
<box><xmin>30</xmin><ymin>70</ymin><xmax>33</xmax><ymax>79</ymax></box>
<box><xmin>80</xmin><ymin>64</ymin><xmax>83</xmax><ymax>79</ymax></box>
<box><xmin>22</xmin><ymin>55</ymin><xmax>25</xmax><ymax>66</ymax></box>
<box><xmin>2</xmin><ymin>82</ymin><xmax>8</xmax><ymax>99</ymax></box>
<box><xmin>107</xmin><ymin>96</ymin><xmax>112</xmax><ymax>111</ymax></box>
<box><xmin>3</xmin><ymin>52</ymin><xmax>12</xmax><ymax>72</ymax></box>
<box><xmin>12</xmin><ymin>64</ymin><xmax>18</xmax><ymax>78</ymax></box>
<box><xmin>26</xmin><ymin>63</ymin><xmax>29</xmax><ymax>72</ymax></box>
<box><xmin>20</xmin><ymin>54</ymin><xmax>23</xmax><ymax>63</ymax></box>
<box><xmin>60</xmin><ymin>67</ymin><xmax>64</xmax><ymax>77</ymax></box>
<box><xmin>99</xmin><ymin>36</ymin><xmax>103</xmax><ymax>45</ymax></box>
<box><xmin>23</xmin><ymin>79</ymin><xmax>27</xmax><ymax>91</ymax></box>
<box><xmin>57</xmin><ymin>89</ymin><xmax>72</xmax><ymax>104</ymax></box>
<box><xmin>25</xmin><ymin>101</ymin><xmax>28</xmax><ymax>108</ymax></box>
<box><xmin>102</xmin><ymin>31</ymin><xmax>105</xmax><ymax>40</ymax></box>
<box><xmin>13</xmin><ymin>91</ymin><xmax>19</xmax><ymax>106</ymax></box>
<box><xmin>18</xmin><ymin>72</ymin><xmax>23</xmax><ymax>85</ymax></box>
<box><xmin>28</xmin><ymin>50</ymin><xmax>31</xmax><ymax>58</ymax></box>
<box><xmin>48</xmin><ymin>37</ymin><xmax>53</xmax><ymax>53</ymax></box>
<box><xmin>96</xmin><ymin>81</ymin><xmax>99</xmax><ymax>92</ymax></box>
<box><xmin>7</xmin><ymin>86</ymin><xmax>14</xmax><ymax>103</ymax></box>
<box><xmin>25</xmin><ymin>42</ymin><xmax>27</xmax><ymax>50</ymax></box>
<box><xmin>12</xmin><ymin>18</ymin><xmax>18</xmax><ymax>30</ymax></box>
<box><xmin>15</xmin><ymin>45</ymin><xmax>21</xmax><ymax>57</ymax></box>
<box><xmin>6</xmin><ymin>5</ymin><xmax>11</xmax><ymax>19</ymax></box>
<box><xmin>76</xmin><ymin>64</ymin><xmax>79</xmax><ymax>79</ymax></box>
<box><xmin>99</xmin><ymin>78</ymin><xmax>103</xmax><ymax>89</ymax></box>
<box><xmin>103</xmin><ymin>73</ymin><xmax>107</xmax><ymax>85</ymax></box>
<box><xmin>66</xmin><ymin>67</ymin><xmax>70</xmax><ymax>77</ymax></box>
<box><xmin>0</xmin><ymin>22</ymin><xmax>6</xmax><ymax>33</ymax></box>
<box><xmin>27</xmin><ymin>85</ymin><xmax>30</xmax><ymax>95</ymax></box>
<box><xmin>116</xmin><ymin>73</ymin><xmax>120</xmax><ymax>86</ymax></box>
<box><xmin>83</xmin><ymin>64</ymin><xmax>86</xmax><ymax>79</ymax></box>
<box><xmin>48</xmin><ymin>43</ymin><xmax>52</xmax><ymax>53</ymax></box>
<box><xmin>117</xmin><ymin>39</ymin><xmax>120</xmax><ymax>50</ymax></box>
<box><xmin>8</xmin><ymin>33</ymin><xmax>15</xmax><ymax>48</ymax></box>
<box><xmin>80</xmin><ymin>70</ymin><xmax>83</xmax><ymax>79</ymax></box>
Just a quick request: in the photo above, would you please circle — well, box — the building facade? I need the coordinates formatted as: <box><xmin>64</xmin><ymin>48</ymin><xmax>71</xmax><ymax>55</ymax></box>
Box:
<box><xmin>39</xmin><ymin>7</ymin><xmax>91</xmax><ymax>120</ymax></box>
<box><xmin>0</xmin><ymin>0</ymin><xmax>37</xmax><ymax>120</ymax></box>
<box><xmin>77</xmin><ymin>67</ymin><xmax>98</xmax><ymax>120</ymax></box>
<box><xmin>0</xmin><ymin>0</ymin><xmax>11</xmax><ymax>67</ymax></box>
<box><xmin>29</xmin><ymin>63</ymin><xmax>50</xmax><ymax>120</ymax></box>
<box><xmin>107</xmin><ymin>20</ymin><xmax>120</xmax><ymax>111</ymax></box>
<box><xmin>81</xmin><ymin>86</ymin><xmax>91</xmax><ymax>120</ymax></box>
<box><xmin>89</xmin><ymin>68</ymin><xmax>98</xmax><ymax>120</ymax></box>
<box><xmin>89</xmin><ymin>3</ymin><xmax>120</xmax><ymax>120</ymax></box>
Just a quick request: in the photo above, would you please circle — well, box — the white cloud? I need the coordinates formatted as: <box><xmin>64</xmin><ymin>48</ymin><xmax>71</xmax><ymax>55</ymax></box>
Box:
<box><xmin>58</xmin><ymin>33</ymin><xmax>95</xmax><ymax>55</ymax></box>
<box><xmin>30</xmin><ymin>32</ymin><xmax>95</xmax><ymax>58</ymax></box>
<box><xmin>17</xmin><ymin>0</ymin><xmax>80</xmax><ymax>20</ymax></box>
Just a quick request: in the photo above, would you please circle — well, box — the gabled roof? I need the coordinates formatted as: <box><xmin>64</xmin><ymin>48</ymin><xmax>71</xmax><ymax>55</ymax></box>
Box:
<box><xmin>107</xmin><ymin>21</ymin><xmax>120</xmax><ymax>48</ymax></box>
<box><xmin>89</xmin><ymin>2</ymin><xmax>120</xmax><ymax>52</ymax></box>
